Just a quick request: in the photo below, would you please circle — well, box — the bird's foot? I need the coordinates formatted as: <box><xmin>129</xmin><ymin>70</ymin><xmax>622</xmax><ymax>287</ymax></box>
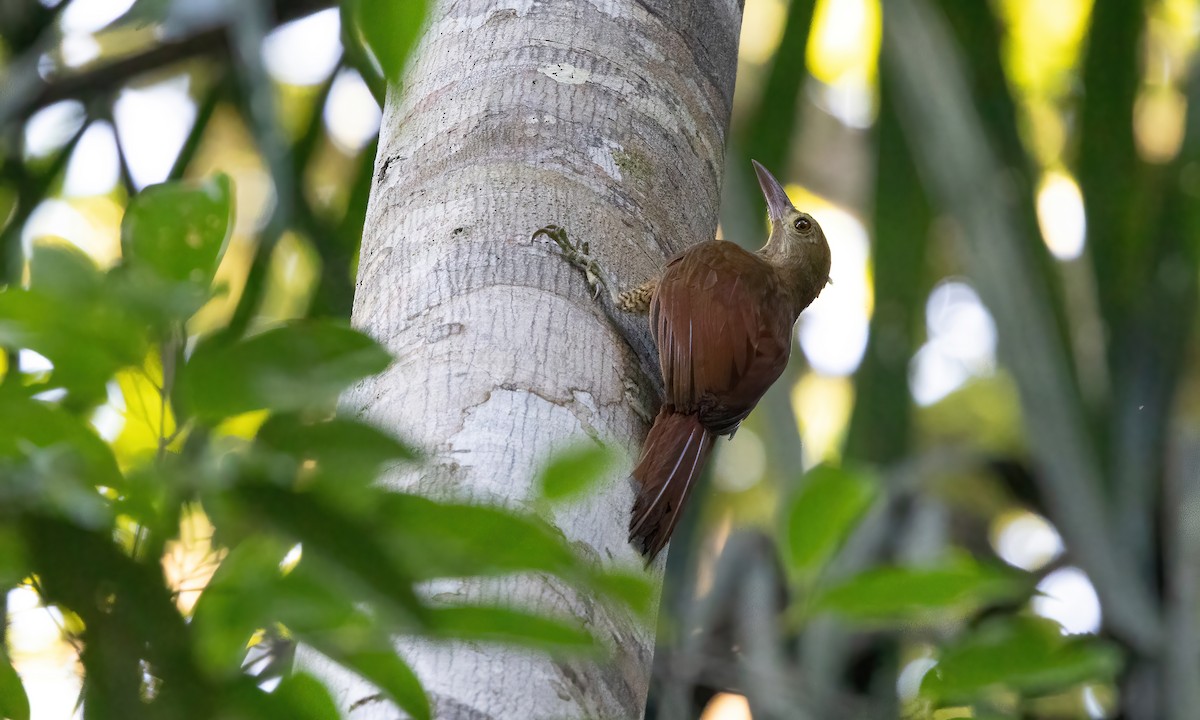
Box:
<box><xmin>534</xmin><ymin>224</ymin><xmax>617</xmax><ymax>300</ymax></box>
<box><xmin>534</xmin><ymin>224</ymin><xmax>667</xmax><ymax>406</ymax></box>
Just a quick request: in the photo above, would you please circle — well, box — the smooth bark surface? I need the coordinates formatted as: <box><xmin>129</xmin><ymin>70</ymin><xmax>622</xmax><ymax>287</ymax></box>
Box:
<box><xmin>299</xmin><ymin>0</ymin><xmax>742</xmax><ymax>717</ymax></box>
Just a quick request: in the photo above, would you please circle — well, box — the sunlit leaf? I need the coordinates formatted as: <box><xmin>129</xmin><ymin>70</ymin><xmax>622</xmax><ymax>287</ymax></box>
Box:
<box><xmin>535</xmin><ymin>442</ymin><xmax>617</xmax><ymax>505</ymax></box>
<box><xmin>807</xmin><ymin>0</ymin><xmax>881</xmax><ymax>85</ymax></box>
<box><xmin>921</xmin><ymin>616</ymin><xmax>1122</xmax><ymax>702</ymax></box>
<box><xmin>179</xmin><ymin>321</ymin><xmax>391</xmax><ymax>421</ymax></box>
<box><xmin>213</xmin><ymin>410</ymin><xmax>271</xmax><ymax>441</ymax></box>
<box><xmin>784</xmin><ymin>464</ymin><xmax>877</xmax><ymax>577</ymax></box>
<box><xmin>0</xmin><ymin>646</ymin><xmax>29</xmax><ymax>720</ymax></box>
<box><xmin>342</xmin><ymin>0</ymin><xmax>429</xmax><ymax>85</ymax></box>
<box><xmin>813</xmin><ymin>556</ymin><xmax>1028</xmax><ymax>621</ymax></box>
<box><xmin>121</xmin><ymin>175</ymin><xmax>233</xmax><ymax>286</ymax></box>
<box><xmin>111</xmin><ymin>356</ymin><xmax>181</xmax><ymax>469</ymax></box>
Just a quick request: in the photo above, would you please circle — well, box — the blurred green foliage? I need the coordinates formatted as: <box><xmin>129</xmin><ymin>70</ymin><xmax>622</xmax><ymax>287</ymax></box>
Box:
<box><xmin>0</xmin><ymin>1</ymin><xmax>659</xmax><ymax>716</ymax></box>
<box><xmin>781</xmin><ymin>463</ymin><xmax>875</xmax><ymax>579</ymax></box>
<box><xmin>340</xmin><ymin>0</ymin><xmax>428</xmax><ymax>93</ymax></box>
<box><xmin>0</xmin><ymin>172</ymin><xmax>651</xmax><ymax>719</ymax></box>
<box><xmin>920</xmin><ymin>617</ymin><xmax>1121</xmax><ymax>705</ymax></box>
<box><xmin>1</xmin><ymin>0</ymin><xmax>1198</xmax><ymax>718</ymax></box>
<box><xmin>682</xmin><ymin>0</ymin><xmax>1199</xmax><ymax>717</ymax></box>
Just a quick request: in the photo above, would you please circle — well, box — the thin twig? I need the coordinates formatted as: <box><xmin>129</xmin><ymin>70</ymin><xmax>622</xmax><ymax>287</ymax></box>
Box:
<box><xmin>2</xmin><ymin>29</ymin><xmax>228</xmax><ymax>127</ymax></box>
<box><xmin>220</xmin><ymin>0</ymin><xmax>295</xmax><ymax>342</ymax></box>
<box><xmin>104</xmin><ymin>106</ymin><xmax>139</xmax><ymax>196</ymax></box>
<box><xmin>1</xmin><ymin>0</ymin><xmax>337</xmax><ymax>125</ymax></box>
<box><xmin>167</xmin><ymin>78</ymin><xmax>224</xmax><ymax>182</ymax></box>
<box><xmin>25</xmin><ymin>578</ymin><xmax>84</xmax><ymax>656</ymax></box>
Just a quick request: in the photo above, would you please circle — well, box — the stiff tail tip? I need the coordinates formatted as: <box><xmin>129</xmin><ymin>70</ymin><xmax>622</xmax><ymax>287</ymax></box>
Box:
<box><xmin>629</xmin><ymin>410</ymin><xmax>715</xmax><ymax>562</ymax></box>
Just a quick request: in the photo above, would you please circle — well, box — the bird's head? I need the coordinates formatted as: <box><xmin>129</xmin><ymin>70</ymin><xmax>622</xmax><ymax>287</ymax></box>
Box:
<box><xmin>752</xmin><ymin>160</ymin><xmax>831</xmax><ymax>291</ymax></box>
<box><xmin>753</xmin><ymin>159</ymin><xmax>827</xmax><ymax>250</ymax></box>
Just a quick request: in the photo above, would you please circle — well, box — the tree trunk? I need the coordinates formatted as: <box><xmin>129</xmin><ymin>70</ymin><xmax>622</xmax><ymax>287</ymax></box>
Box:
<box><xmin>299</xmin><ymin>1</ymin><xmax>742</xmax><ymax>717</ymax></box>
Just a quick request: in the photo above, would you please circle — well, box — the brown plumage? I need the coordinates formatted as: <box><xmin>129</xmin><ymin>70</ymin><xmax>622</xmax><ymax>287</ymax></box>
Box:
<box><xmin>629</xmin><ymin>161</ymin><xmax>832</xmax><ymax>560</ymax></box>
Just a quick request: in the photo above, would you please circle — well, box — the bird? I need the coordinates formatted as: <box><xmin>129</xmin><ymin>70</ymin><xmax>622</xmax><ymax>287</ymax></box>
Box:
<box><xmin>538</xmin><ymin>160</ymin><xmax>831</xmax><ymax>561</ymax></box>
<box><xmin>624</xmin><ymin>161</ymin><xmax>830</xmax><ymax>559</ymax></box>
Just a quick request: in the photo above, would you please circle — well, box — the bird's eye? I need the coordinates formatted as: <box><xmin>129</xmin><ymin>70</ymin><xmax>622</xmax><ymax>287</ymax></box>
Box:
<box><xmin>794</xmin><ymin>217</ymin><xmax>811</xmax><ymax>232</ymax></box>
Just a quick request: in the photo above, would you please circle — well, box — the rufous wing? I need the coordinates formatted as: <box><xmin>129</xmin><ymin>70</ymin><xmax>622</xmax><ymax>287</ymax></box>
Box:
<box><xmin>650</xmin><ymin>241</ymin><xmax>792</xmax><ymax>430</ymax></box>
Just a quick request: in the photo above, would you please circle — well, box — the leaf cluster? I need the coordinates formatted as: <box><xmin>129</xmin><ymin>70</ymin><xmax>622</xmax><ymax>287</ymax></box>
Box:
<box><xmin>0</xmin><ymin>176</ymin><xmax>647</xmax><ymax>720</ymax></box>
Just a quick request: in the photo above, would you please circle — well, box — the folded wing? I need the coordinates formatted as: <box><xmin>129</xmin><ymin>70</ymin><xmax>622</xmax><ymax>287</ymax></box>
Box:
<box><xmin>650</xmin><ymin>241</ymin><xmax>793</xmax><ymax>432</ymax></box>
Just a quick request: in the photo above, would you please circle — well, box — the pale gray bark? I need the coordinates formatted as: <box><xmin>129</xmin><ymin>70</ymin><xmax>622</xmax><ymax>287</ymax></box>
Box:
<box><xmin>299</xmin><ymin>1</ymin><xmax>742</xmax><ymax>717</ymax></box>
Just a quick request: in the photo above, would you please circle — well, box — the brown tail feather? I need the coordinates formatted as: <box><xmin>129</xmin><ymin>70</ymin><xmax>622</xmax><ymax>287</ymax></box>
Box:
<box><xmin>629</xmin><ymin>410</ymin><xmax>715</xmax><ymax>561</ymax></box>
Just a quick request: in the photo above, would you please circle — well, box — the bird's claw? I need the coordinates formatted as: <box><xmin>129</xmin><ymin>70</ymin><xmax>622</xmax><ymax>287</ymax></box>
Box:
<box><xmin>534</xmin><ymin>224</ymin><xmax>612</xmax><ymax>297</ymax></box>
<box><xmin>533</xmin><ymin>224</ymin><xmax>579</xmax><ymax>262</ymax></box>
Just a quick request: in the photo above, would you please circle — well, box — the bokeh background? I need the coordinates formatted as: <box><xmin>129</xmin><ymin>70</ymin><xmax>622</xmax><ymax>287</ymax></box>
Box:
<box><xmin>2</xmin><ymin>0</ymin><xmax>1198</xmax><ymax>718</ymax></box>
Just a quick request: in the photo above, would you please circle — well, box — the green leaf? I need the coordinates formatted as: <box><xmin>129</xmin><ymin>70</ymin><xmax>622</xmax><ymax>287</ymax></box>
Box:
<box><xmin>21</xmin><ymin>516</ymin><xmax>203</xmax><ymax>717</ymax></box>
<box><xmin>106</xmin><ymin>263</ymin><xmax>215</xmax><ymax>329</ymax></box>
<box><xmin>270</xmin><ymin>673</ymin><xmax>342</xmax><ymax>720</ymax></box>
<box><xmin>587</xmin><ymin>568</ymin><xmax>656</xmax><ymax>619</ymax></box>
<box><xmin>269</xmin><ymin>561</ymin><xmax>430</xmax><ymax>720</ymax></box>
<box><xmin>274</xmin><ymin>560</ymin><xmax>371</xmax><ymax>635</ymax></box>
<box><xmin>180</xmin><ymin>321</ymin><xmax>391</xmax><ymax>421</ymax></box>
<box><xmin>0</xmin><ymin>395</ymin><xmax>122</xmax><ymax>491</ymax></box>
<box><xmin>5</xmin><ymin>446</ymin><xmax>114</xmax><ymax>529</ymax></box>
<box><xmin>7</xmin><ymin>242</ymin><xmax>185</xmax><ymax>390</ymax></box>
<box><xmin>813</xmin><ymin>556</ymin><xmax>1028</xmax><ymax>622</ymax></box>
<box><xmin>0</xmin><ymin>287</ymin><xmax>145</xmax><ymax>402</ymax></box>
<box><xmin>0</xmin><ymin>527</ymin><xmax>27</xmax><ymax>588</ymax></box>
<box><xmin>198</xmin><ymin>546</ymin><xmax>430</xmax><ymax>720</ymax></box>
<box><xmin>306</xmin><ymin>639</ymin><xmax>429</xmax><ymax>720</ymax></box>
<box><xmin>535</xmin><ymin>442</ymin><xmax>617</xmax><ymax>504</ymax></box>
<box><xmin>783</xmin><ymin>464</ymin><xmax>877</xmax><ymax>577</ymax></box>
<box><xmin>256</xmin><ymin>414</ymin><xmax>418</xmax><ymax>483</ymax></box>
<box><xmin>28</xmin><ymin>242</ymin><xmax>103</xmax><ymax>302</ymax></box>
<box><xmin>427</xmin><ymin>606</ymin><xmax>595</xmax><ymax>651</ymax></box>
<box><xmin>921</xmin><ymin>616</ymin><xmax>1122</xmax><ymax>702</ymax></box>
<box><xmin>121</xmin><ymin>175</ymin><xmax>232</xmax><ymax>286</ymax></box>
<box><xmin>232</xmin><ymin>484</ymin><xmax>426</xmax><ymax>624</ymax></box>
<box><xmin>191</xmin><ymin>537</ymin><xmax>287</xmax><ymax>675</ymax></box>
<box><xmin>0</xmin><ymin>646</ymin><xmax>30</xmax><ymax>720</ymax></box>
<box><xmin>376</xmin><ymin>495</ymin><xmax>577</xmax><ymax>581</ymax></box>
<box><xmin>374</xmin><ymin>495</ymin><xmax>646</xmax><ymax>611</ymax></box>
<box><xmin>342</xmin><ymin>0</ymin><xmax>429</xmax><ymax>85</ymax></box>
<box><xmin>373</xmin><ymin>494</ymin><xmax>649</xmax><ymax>614</ymax></box>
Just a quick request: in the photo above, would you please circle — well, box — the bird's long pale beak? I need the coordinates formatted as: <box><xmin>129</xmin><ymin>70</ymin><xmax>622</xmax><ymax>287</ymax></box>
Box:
<box><xmin>752</xmin><ymin>159</ymin><xmax>794</xmax><ymax>223</ymax></box>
